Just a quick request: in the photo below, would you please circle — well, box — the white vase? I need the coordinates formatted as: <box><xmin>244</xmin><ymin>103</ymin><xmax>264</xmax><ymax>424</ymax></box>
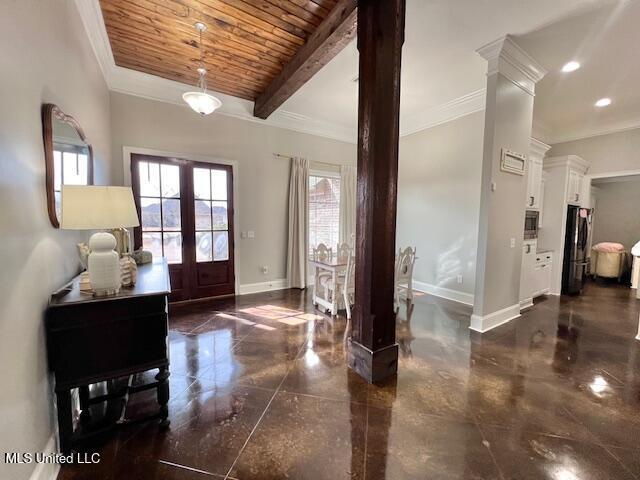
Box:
<box><xmin>88</xmin><ymin>231</ymin><xmax>121</xmax><ymax>296</ymax></box>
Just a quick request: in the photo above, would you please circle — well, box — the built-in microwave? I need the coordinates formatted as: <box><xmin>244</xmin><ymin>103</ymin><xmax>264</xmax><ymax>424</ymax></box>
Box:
<box><xmin>524</xmin><ymin>210</ymin><xmax>539</xmax><ymax>239</ymax></box>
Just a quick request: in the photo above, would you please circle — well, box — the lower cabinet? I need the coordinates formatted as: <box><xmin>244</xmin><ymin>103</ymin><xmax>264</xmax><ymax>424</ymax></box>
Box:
<box><xmin>521</xmin><ymin>246</ymin><xmax>553</xmax><ymax>304</ymax></box>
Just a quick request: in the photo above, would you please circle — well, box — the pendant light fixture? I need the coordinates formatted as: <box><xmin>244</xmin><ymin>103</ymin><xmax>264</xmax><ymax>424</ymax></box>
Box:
<box><xmin>182</xmin><ymin>22</ymin><xmax>222</xmax><ymax>115</ymax></box>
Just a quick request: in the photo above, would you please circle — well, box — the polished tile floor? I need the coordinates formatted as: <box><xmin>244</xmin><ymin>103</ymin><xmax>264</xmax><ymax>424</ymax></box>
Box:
<box><xmin>59</xmin><ymin>280</ymin><xmax>640</xmax><ymax>479</ymax></box>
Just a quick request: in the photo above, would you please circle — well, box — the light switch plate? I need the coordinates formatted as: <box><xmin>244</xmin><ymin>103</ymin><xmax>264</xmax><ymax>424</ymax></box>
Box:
<box><xmin>510</xmin><ymin>238</ymin><xmax>516</xmax><ymax>248</ymax></box>
<box><xmin>248</xmin><ymin>231</ymin><xmax>255</xmax><ymax>239</ymax></box>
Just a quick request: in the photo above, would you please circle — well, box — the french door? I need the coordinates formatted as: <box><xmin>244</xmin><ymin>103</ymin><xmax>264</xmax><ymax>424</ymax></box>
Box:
<box><xmin>131</xmin><ymin>154</ymin><xmax>235</xmax><ymax>302</ymax></box>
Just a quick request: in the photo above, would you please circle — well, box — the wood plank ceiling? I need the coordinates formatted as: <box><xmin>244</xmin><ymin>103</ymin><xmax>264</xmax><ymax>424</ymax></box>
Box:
<box><xmin>99</xmin><ymin>0</ymin><xmax>341</xmax><ymax>102</ymax></box>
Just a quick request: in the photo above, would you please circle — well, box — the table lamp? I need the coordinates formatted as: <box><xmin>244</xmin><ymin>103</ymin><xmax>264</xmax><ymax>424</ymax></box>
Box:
<box><xmin>61</xmin><ymin>185</ymin><xmax>140</xmax><ymax>296</ymax></box>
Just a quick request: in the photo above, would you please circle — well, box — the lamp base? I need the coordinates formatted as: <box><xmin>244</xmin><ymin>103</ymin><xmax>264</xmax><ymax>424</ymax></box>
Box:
<box><xmin>88</xmin><ymin>231</ymin><xmax>121</xmax><ymax>296</ymax></box>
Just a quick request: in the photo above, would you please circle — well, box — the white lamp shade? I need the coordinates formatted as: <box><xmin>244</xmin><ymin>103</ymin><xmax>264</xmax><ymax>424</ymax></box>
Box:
<box><xmin>182</xmin><ymin>91</ymin><xmax>222</xmax><ymax>115</ymax></box>
<box><xmin>61</xmin><ymin>185</ymin><xmax>140</xmax><ymax>230</ymax></box>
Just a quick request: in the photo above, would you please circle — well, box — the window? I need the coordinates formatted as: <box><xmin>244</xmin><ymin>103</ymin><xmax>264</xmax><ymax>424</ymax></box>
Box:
<box><xmin>138</xmin><ymin>161</ymin><xmax>183</xmax><ymax>264</ymax></box>
<box><xmin>309</xmin><ymin>174</ymin><xmax>341</xmax><ymax>251</ymax></box>
<box><xmin>193</xmin><ymin>167</ymin><xmax>230</xmax><ymax>262</ymax></box>
<box><xmin>53</xmin><ymin>144</ymin><xmax>90</xmax><ymax>219</ymax></box>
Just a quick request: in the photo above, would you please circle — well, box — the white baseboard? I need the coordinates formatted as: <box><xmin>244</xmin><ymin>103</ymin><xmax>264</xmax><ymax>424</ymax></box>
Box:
<box><xmin>412</xmin><ymin>280</ymin><xmax>474</xmax><ymax>306</ymax></box>
<box><xmin>470</xmin><ymin>303</ymin><xmax>521</xmax><ymax>333</ymax></box>
<box><xmin>238</xmin><ymin>279</ymin><xmax>288</xmax><ymax>295</ymax></box>
<box><xmin>28</xmin><ymin>435</ymin><xmax>59</xmax><ymax>480</ymax></box>
<box><xmin>520</xmin><ymin>298</ymin><xmax>533</xmax><ymax>311</ymax></box>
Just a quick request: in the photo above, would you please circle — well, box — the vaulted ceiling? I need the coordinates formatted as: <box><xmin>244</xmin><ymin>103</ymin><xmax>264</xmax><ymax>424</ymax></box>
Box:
<box><xmin>99</xmin><ymin>0</ymin><xmax>341</xmax><ymax>101</ymax></box>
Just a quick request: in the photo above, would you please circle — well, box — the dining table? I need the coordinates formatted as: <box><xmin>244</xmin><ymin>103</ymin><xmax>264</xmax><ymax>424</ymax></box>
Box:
<box><xmin>309</xmin><ymin>255</ymin><xmax>348</xmax><ymax>316</ymax></box>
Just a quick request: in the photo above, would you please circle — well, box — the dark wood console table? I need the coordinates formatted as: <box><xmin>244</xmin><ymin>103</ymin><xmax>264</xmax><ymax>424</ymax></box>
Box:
<box><xmin>46</xmin><ymin>259</ymin><xmax>171</xmax><ymax>453</ymax></box>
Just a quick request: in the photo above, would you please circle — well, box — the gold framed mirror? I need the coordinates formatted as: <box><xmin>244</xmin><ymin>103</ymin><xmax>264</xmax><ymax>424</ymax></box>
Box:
<box><xmin>42</xmin><ymin>104</ymin><xmax>94</xmax><ymax>228</ymax></box>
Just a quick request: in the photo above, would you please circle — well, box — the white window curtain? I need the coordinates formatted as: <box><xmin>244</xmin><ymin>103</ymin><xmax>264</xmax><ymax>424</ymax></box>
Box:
<box><xmin>286</xmin><ymin>157</ymin><xmax>309</xmax><ymax>288</ymax></box>
<box><xmin>339</xmin><ymin>165</ymin><xmax>356</xmax><ymax>246</ymax></box>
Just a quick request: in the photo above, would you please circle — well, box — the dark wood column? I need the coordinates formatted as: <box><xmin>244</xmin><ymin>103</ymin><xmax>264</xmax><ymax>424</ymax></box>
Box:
<box><xmin>348</xmin><ymin>0</ymin><xmax>406</xmax><ymax>383</ymax></box>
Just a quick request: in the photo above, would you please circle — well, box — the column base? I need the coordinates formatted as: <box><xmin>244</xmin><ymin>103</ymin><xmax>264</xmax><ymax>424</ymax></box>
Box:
<box><xmin>347</xmin><ymin>340</ymin><xmax>398</xmax><ymax>383</ymax></box>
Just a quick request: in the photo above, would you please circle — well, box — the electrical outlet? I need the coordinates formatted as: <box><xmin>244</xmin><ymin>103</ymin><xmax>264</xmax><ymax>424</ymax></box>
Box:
<box><xmin>510</xmin><ymin>237</ymin><xmax>516</xmax><ymax>248</ymax></box>
<box><xmin>457</xmin><ymin>274</ymin><xmax>463</xmax><ymax>284</ymax></box>
<box><xmin>261</xmin><ymin>265</ymin><xmax>268</xmax><ymax>274</ymax></box>
<box><xmin>240</xmin><ymin>231</ymin><xmax>247</xmax><ymax>239</ymax></box>
<box><xmin>247</xmin><ymin>230</ymin><xmax>255</xmax><ymax>239</ymax></box>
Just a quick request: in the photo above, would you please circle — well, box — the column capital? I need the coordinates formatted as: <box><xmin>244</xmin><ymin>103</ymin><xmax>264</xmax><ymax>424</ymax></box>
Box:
<box><xmin>477</xmin><ymin>35</ymin><xmax>547</xmax><ymax>96</ymax></box>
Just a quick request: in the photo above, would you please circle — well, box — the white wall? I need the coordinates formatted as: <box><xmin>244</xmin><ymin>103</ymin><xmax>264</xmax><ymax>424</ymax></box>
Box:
<box><xmin>109</xmin><ymin>92</ymin><xmax>356</xmax><ymax>286</ymax></box>
<box><xmin>0</xmin><ymin>1</ymin><xmax>112</xmax><ymax>479</ymax></box>
<box><xmin>473</xmin><ymin>74</ymin><xmax>535</xmax><ymax>320</ymax></box>
<box><xmin>549</xmin><ymin>128</ymin><xmax>640</xmax><ymax>176</ymax></box>
<box><xmin>591</xmin><ymin>180</ymin><xmax>640</xmax><ymax>250</ymax></box>
<box><xmin>397</xmin><ymin>111</ymin><xmax>484</xmax><ymax>303</ymax></box>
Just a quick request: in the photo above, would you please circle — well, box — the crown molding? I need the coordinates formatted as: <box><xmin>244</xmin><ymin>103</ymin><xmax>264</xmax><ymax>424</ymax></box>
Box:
<box><xmin>400</xmin><ymin>89</ymin><xmax>486</xmax><ymax>137</ymax></box>
<box><xmin>74</xmin><ymin>0</ymin><xmax>357</xmax><ymax>144</ymax></box>
<box><xmin>529</xmin><ymin>137</ymin><xmax>551</xmax><ymax>159</ymax></box>
<box><xmin>544</xmin><ymin>155</ymin><xmax>590</xmax><ymax>174</ymax></box>
<box><xmin>477</xmin><ymin>35</ymin><xmax>547</xmax><ymax>96</ymax></box>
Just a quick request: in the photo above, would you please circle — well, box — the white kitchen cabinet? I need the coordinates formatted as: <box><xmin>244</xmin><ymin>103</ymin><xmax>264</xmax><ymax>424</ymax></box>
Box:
<box><xmin>526</xmin><ymin>158</ymin><xmax>543</xmax><ymax>209</ymax></box>
<box><xmin>567</xmin><ymin>169</ymin><xmax>584</xmax><ymax>205</ymax></box>
<box><xmin>532</xmin><ymin>252</ymin><xmax>553</xmax><ymax>297</ymax></box>
<box><xmin>520</xmin><ymin>242</ymin><xmax>553</xmax><ymax>307</ymax></box>
<box><xmin>520</xmin><ymin>239</ymin><xmax>538</xmax><ymax>306</ymax></box>
<box><xmin>539</xmin><ymin>174</ymin><xmax>547</xmax><ymax>228</ymax></box>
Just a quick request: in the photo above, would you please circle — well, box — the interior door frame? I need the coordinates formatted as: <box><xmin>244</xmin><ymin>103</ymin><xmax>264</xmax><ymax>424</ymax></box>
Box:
<box><xmin>123</xmin><ymin>146</ymin><xmax>240</xmax><ymax>296</ymax></box>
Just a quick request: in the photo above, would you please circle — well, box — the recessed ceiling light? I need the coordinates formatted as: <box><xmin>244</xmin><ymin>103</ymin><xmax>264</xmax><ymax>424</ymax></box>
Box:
<box><xmin>595</xmin><ymin>98</ymin><xmax>612</xmax><ymax>107</ymax></box>
<box><xmin>562</xmin><ymin>61</ymin><xmax>580</xmax><ymax>73</ymax></box>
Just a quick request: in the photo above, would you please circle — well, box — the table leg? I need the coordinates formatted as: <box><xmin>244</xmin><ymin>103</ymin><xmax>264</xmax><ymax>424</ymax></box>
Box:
<box><xmin>156</xmin><ymin>367</ymin><xmax>170</xmax><ymax>429</ymax></box>
<box><xmin>313</xmin><ymin>265</ymin><xmax>318</xmax><ymax>306</ymax></box>
<box><xmin>331</xmin><ymin>269</ymin><xmax>337</xmax><ymax>316</ymax></box>
<box><xmin>55</xmin><ymin>388</ymin><xmax>73</xmax><ymax>454</ymax></box>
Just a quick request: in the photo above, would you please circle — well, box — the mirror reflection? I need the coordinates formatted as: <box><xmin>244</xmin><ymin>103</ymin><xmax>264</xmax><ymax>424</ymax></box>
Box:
<box><xmin>42</xmin><ymin>104</ymin><xmax>93</xmax><ymax>227</ymax></box>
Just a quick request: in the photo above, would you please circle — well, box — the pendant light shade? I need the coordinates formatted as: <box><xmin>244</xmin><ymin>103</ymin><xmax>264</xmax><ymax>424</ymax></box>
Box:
<box><xmin>182</xmin><ymin>90</ymin><xmax>222</xmax><ymax>115</ymax></box>
<box><xmin>183</xmin><ymin>23</ymin><xmax>221</xmax><ymax>115</ymax></box>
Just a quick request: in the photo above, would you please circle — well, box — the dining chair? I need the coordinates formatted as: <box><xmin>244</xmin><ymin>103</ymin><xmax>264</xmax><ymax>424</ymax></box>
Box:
<box><xmin>395</xmin><ymin>246</ymin><xmax>417</xmax><ymax>311</ymax></box>
<box><xmin>336</xmin><ymin>242</ymin><xmax>351</xmax><ymax>262</ymax></box>
<box><xmin>312</xmin><ymin>243</ymin><xmax>332</xmax><ymax>261</ymax></box>
<box><xmin>320</xmin><ymin>250</ymin><xmax>355</xmax><ymax>319</ymax></box>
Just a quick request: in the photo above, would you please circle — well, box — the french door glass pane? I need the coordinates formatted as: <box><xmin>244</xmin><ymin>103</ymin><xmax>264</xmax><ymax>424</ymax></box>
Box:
<box><xmin>196</xmin><ymin>232</ymin><xmax>213</xmax><ymax>262</ymax></box>
<box><xmin>193</xmin><ymin>168</ymin><xmax>210</xmax><ymax>199</ymax></box>
<box><xmin>211</xmin><ymin>170</ymin><xmax>227</xmax><ymax>200</ymax></box>
<box><xmin>141</xmin><ymin>198</ymin><xmax>161</xmax><ymax>230</ymax></box>
<box><xmin>195</xmin><ymin>200</ymin><xmax>212</xmax><ymax>230</ymax></box>
<box><xmin>161</xmin><ymin>164</ymin><xmax>180</xmax><ymax>197</ymax></box>
<box><xmin>213</xmin><ymin>231</ymin><xmax>229</xmax><ymax>261</ymax></box>
<box><xmin>212</xmin><ymin>201</ymin><xmax>228</xmax><ymax>230</ymax></box>
<box><xmin>139</xmin><ymin>162</ymin><xmax>161</xmax><ymax>197</ymax></box>
<box><xmin>162</xmin><ymin>199</ymin><xmax>181</xmax><ymax>231</ymax></box>
<box><xmin>138</xmin><ymin>161</ymin><xmax>183</xmax><ymax>264</ymax></box>
<box><xmin>163</xmin><ymin>232</ymin><xmax>182</xmax><ymax>264</ymax></box>
<box><xmin>143</xmin><ymin>232</ymin><xmax>162</xmax><ymax>258</ymax></box>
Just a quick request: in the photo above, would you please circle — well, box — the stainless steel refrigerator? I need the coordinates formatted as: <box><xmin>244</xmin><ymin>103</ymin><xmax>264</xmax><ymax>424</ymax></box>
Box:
<box><xmin>562</xmin><ymin>205</ymin><xmax>591</xmax><ymax>295</ymax></box>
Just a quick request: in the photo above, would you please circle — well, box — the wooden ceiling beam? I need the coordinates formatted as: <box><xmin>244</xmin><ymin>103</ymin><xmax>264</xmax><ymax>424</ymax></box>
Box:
<box><xmin>253</xmin><ymin>0</ymin><xmax>356</xmax><ymax>119</ymax></box>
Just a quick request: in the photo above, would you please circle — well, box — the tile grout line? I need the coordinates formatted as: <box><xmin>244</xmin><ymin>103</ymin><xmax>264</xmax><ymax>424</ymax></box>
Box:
<box><xmin>471</xmin><ymin>412</ymin><xmax>506</xmax><ymax>480</ymax></box>
<box><xmin>223</xmin><ymin>331</ymin><xmax>311</xmax><ymax>480</ymax></box>
<box><xmin>561</xmin><ymin>405</ymin><xmax>640</xmax><ymax>480</ymax></box>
